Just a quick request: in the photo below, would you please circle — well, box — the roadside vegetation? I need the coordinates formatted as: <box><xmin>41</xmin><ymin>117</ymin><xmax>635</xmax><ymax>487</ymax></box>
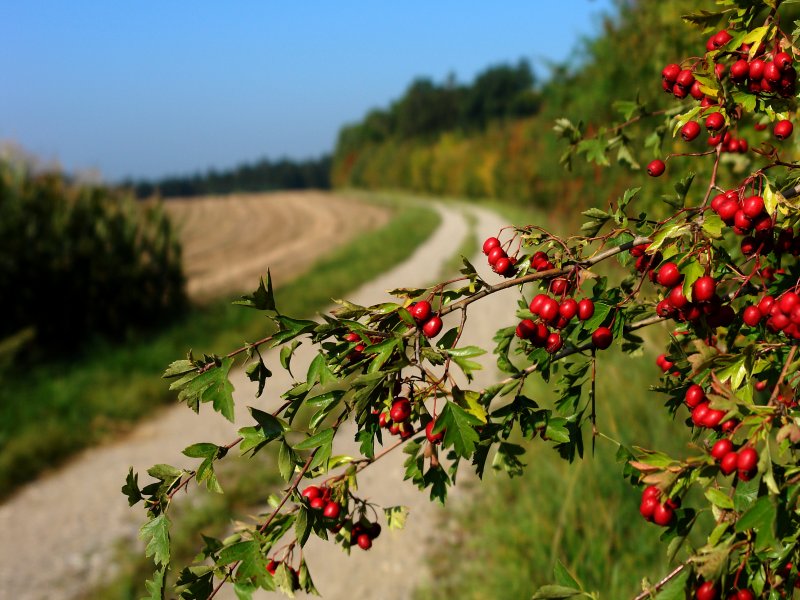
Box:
<box><xmin>0</xmin><ymin>194</ymin><xmax>439</xmax><ymax>498</ymax></box>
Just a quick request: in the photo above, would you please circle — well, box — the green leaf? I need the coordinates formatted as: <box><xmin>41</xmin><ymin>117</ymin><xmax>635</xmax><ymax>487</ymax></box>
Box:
<box><xmin>141</xmin><ymin>565</ymin><xmax>166</xmax><ymax>600</ymax></box>
<box><xmin>233</xmin><ymin>272</ymin><xmax>276</xmax><ymax>311</ymax></box>
<box><xmin>553</xmin><ymin>561</ymin><xmax>580</xmax><ymax>589</ymax></box>
<box><xmin>384</xmin><ymin>505</ymin><xmax>409</xmax><ymax>530</ymax></box>
<box><xmin>531</xmin><ymin>585</ymin><xmax>584</xmax><ymax>599</ymax></box>
<box><xmin>147</xmin><ymin>463</ymin><xmax>183</xmax><ymax>481</ymax></box>
<box><xmin>245</xmin><ymin>358</ymin><xmax>272</xmax><ymax>398</ymax></box>
<box><xmin>293</xmin><ymin>427</ymin><xmax>335</xmax><ymax>451</ymax></box>
<box><xmin>295</xmin><ymin>505</ymin><xmax>312</xmax><ymax>547</ymax></box>
<box><xmin>162</xmin><ymin>359</ymin><xmax>195</xmax><ymax>378</ymax></box>
<box><xmin>122</xmin><ymin>468</ymin><xmax>142</xmax><ymax>507</ymax></box>
<box><xmin>438</xmin><ymin>402</ymin><xmax>481</xmax><ymax>458</ymax></box>
<box><xmin>648</xmin><ymin>223</ymin><xmax>691</xmax><ymax>253</ymax></box>
<box><xmin>140</xmin><ymin>514</ymin><xmax>171</xmax><ymax>566</ymax></box>
<box><xmin>250</xmin><ymin>408</ymin><xmax>288</xmax><ymax>440</ymax></box>
<box><xmin>182</xmin><ymin>442</ymin><xmax>218</xmax><ymax>459</ymax></box>
<box><xmin>577</xmin><ymin>138</ymin><xmax>610</xmax><ymax>166</ymax></box>
<box><xmin>278</xmin><ymin>440</ymin><xmax>296</xmax><ymax>481</ymax></box>
<box><xmin>705</xmin><ymin>487</ymin><xmax>734</xmax><ymax>510</ymax></box>
<box><xmin>680</xmin><ymin>259</ymin><xmax>705</xmax><ymax>302</ymax></box>
<box><xmin>736</xmin><ymin>495</ymin><xmax>776</xmax><ymax>533</ymax></box>
<box><xmin>172</xmin><ymin>357</ymin><xmax>236</xmax><ymax>421</ymax></box>
<box><xmin>279</xmin><ymin>340</ymin><xmax>301</xmax><ymax>376</ymax></box>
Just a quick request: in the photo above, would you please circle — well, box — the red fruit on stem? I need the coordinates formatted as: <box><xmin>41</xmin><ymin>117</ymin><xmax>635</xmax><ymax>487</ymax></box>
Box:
<box><xmin>743</xmin><ymin>305</ymin><xmax>761</xmax><ymax>327</ymax></box>
<box><xmin>758</xmin><ymin>295</ymin><xmax>775</xmax><ymax>315</ymax></box>
<box><xmin>764</xmin><ymin>61</ymin><xmax>782</xmax><ymax>82</ymax></box>
<box><xmin>775</xmin><ymin>119</ymin><xmax>794</xmax><ymax>140</ymax></box>
<box><xmin>693</xmin><ymin>276</ymin><xmax>717</xmax><ymax>303</ymax></box>
<box><xmin>742</xmin><ymin>195</ymin><xmax>765</xmax><ymax>218</ymax></box>
<box><xmin>775</xmin><ymin>51</ymin><xmax>793</xmax><ymax>71</ymax></box>
<box><xmin>692</xmin><ymin>402</ymin><xmax>710</xmax><ymax>427</ymax></box>
<box><xmin>409</xmin><ymin>300</ymin><xmax>432</xmax><ymax>322</ymax></box>
<box><xmin>657</xmin><ymin>262</ymin><xmax>681</xmax><ymax>287</ymax></box>
<box><xmin>545</xmin><ymin>332</ymin><xmax>563</xmax><ymax>354</ymax></box>
<box><xmin>696</xmin><ymin>580</ymin><xmax>718</xmax><ymax>600</ymax></box>
<box><xmin>668</xmin><ymin>285</ymin><xmax>689</xmax><ymax>309</ymax></box>
<box><xmin>652</xmin><ymin>503</ymin><xmax>675</xmax><ymax>527</ymax></box>
<box><xmin>685</xmin><ymin>384</ymin><xmax>706</xmax><ymax>408</ymax></box>
<box><xmin>389</xmin><ymin>397</ymin><xmax>411</xmax><ymax>423</ymax></box>
<box><xmin>425</xmin><ymin>420</ymin><xmax>444</xmax><ymax>444</ymax></box>
<box><xmin>482</xmin><ymin>237</ymin><xmax>500</xmax><ymax>255</ymax></box>
<box><xmin>322</xmin><ymin>502</ymin><xmax>341</xmax><ymax>519</ymax></box>
<box><xmin>592</xmin><ymin>327</ymin><xmax>613</xmax><ymax>350</ymax></box>
<box><xmin>642</xmin><ymin>485</ymin><xmax>660</xmax><ymax>501</ymax></box>
<box><xmin>705</xmin><ymin>112</ymin><xmax>725</xmax><ymax>131</ymax></box>
<box><xmin>422</xmin><ymin>316</ymin><xmax>443</xmax><ymax>338</ymax></box>
<box><xmin>639</xmin><ymin>497</ymin><xmax>658</xmax><ymax>521</ymax></box>
<box><xmin>730</xmin><ymin>59</ymin><xmax>749</xmax><ymax>80</ymax></box>
<box><xmin>559</xmin><ymin>298</ymin><xmax>578</xmax><ymax>320</ymax></box>
<box><xmin>487</xmin><ymin>246</ymin><xmax>506</xmax><ymax>266</ymax></box>
<box><xmin>720</xmin><ymin>451</ymin><xmax>739</xmax><ymax>475</ymax></box>
<box><xmin>737</xmin><ymin>447</ymin><xmax>758</xmax><ymax>472</ymax></box>
<box><xmin>309</xmin><ymin>496</ymin><xmax>326</xmax><ymax>510</ymax></box>
<box><xmin>647</xmin><ymin>159</ymin><xmax>666</xmax><ymax>177</ymax></box>
<box><xmin>356</xmin><ymin>533</ymin><xmax>372</xmax><ymax>550</ymax></box>
<box><xmin>711</xmin><ymin>439</ymin><xmax>734</xmax><ymax>460</ymax></box>
<box><xmin>780</xmin><ymin>292</ymin><xmax>800</xmax><ymax>314</ymax></box>
<box><xmin>681</xmin><ymin>120</ymin><xmax>701</xmax><ymax>141</ymax></box>
<box><xmin>662</xmin><ymin>63</ymin><xmax>681</xmax><ymax>82</ymax></box>
<box><xmin>529</xmin><ymin>293</ymin><xmax>547</xmax><ymax>315</ymax></box>
<box><xmin>539</xmin><ymin>297</ymin><xmax>560</xmax><ymax>323</ymax></box>
<box><xmin>749</xmin><ymin>59</ymin><xmax>765</xmax><ymax>80</ymax></box>
<box><xmin>516</xmin><ymin>318</ymin><xmax>537</xmax><ymax>340</ymax></box>
<box><xmin>267</xmin><ymin>559</ymin><xmax>279</xmax><ymax>575</ymax></box>
<box><xmin>494</xmin><ymin>257</ymin><xmax>513</xmax><ymax>275</ymax></box>
<box><xmin>676</xmin><ymin>69</ymin><xmax>695</xmax><ymax>88</ymax></box>
<box><xmin>302</xmin><ymin>486</ymin><xmax>321</xmax><ymax>500</ymax></box>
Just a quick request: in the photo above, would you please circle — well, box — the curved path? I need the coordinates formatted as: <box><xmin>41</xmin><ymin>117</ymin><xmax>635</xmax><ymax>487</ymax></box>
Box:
<box><xmin>0</xmin><ymin>202</ymin><xmax>517</xmax><ymax>600</ymax></box>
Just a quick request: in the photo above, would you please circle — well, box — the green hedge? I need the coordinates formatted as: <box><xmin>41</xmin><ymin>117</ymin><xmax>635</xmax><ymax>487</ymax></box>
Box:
<box><xmin>0</xmin><ymin>161</ymin><xmax>186</xmax><ymax>352</ymax></box>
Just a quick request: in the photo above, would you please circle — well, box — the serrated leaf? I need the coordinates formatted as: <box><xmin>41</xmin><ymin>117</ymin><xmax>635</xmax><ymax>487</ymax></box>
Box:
<box><xmin>384</xmin><ymin>505</ymin><xmax>409</xmax><ymax>530</ymax></box>
<box><xmin>648</xmin><ymin>223</ymin><xmax>691</xmax><ymax>253</ymax></box>
<box><xmin>705</xmin><ymin>487</ymin><xmax>734</xmax><ymax>509</ymax></box>
<box><xmin>162</xmin><ymin>359</ymin><xmax>195</xmax><ymax>379</ymax></box>
<box><xmin>293</xmin><ymin>427</ymin><xmax>334</xmax><ymax>451</ymax></box>
<box><xmin>140</xmin><ymin>514</ymin><xmax>171</xmax><ymax>566</ymax></box>
<box><xmin>141</xmin><ymin>565</ymin><xmax>166</xmax><ymax>600</ymax></box>
<box><xmin>122</xmin><ymin>467</ymin><xmax>143</xmax><ymax>507</ymax></box>
<box><xmin>234</xmin><ymin>272</ymin><xmax>276</xmax><ymax>311</ymax></box>
<box><xmin>439</xmin><ymin>402</ymin><xmax>481</xmax><ymax>458</ymax></box>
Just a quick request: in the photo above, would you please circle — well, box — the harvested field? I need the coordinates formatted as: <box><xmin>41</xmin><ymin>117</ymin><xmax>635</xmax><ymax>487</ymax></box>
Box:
<box><xmin>163</xmin><ymin>191</ymin><xmax>390</xmax><ymax>301</ymax></box>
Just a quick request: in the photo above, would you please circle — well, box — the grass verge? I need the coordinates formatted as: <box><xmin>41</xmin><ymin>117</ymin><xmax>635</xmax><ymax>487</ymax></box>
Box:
<box><xmin>0</xmin><ymin>195</ymin><xmax>440</xmax><ymax>499</ymax></box>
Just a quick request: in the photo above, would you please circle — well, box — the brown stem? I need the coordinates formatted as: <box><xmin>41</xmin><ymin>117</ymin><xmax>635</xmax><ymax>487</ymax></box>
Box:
<box><xmin>631</xmin><ymin>563</ymin><xmax>687</xmax><ymax>600</ymax></box>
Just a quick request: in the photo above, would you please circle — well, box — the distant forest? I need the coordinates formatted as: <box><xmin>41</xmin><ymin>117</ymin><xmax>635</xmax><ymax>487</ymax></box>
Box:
<box><xmin>123</xmin><ymin>155</ymin><xmax>331</xmax><ymax>198</ymax></box>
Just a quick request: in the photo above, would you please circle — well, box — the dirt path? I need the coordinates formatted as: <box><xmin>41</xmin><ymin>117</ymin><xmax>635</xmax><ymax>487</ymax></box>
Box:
<box><xmin>0</xmin><ymin>202</ymin><xmax>517</xmax><ymax>600</ymax></box>
<box><xmin>164</xmin><ymin>191</ymin><xmax>390</xmax><ymax>301</ymax></box>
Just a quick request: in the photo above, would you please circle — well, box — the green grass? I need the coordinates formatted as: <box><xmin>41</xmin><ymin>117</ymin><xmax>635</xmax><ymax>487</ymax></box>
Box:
<box><xmin>0</xmin><ymin>195</ymin><xmax>440</xmax><ymax>499</ymax></box>
<box><xmin>412</xmin><ymin>198</ymin><xmax>704</xmax><ymax>599</ymax></box>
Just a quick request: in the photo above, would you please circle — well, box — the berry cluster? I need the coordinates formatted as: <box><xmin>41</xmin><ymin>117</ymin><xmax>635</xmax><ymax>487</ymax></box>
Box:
<box><xmin>301</xmin><ymin>485</ymin><xmax>342</xmax><ymax>518</ymax></box>
<box><xmin>742</xmin><ymin>291</ymin><xmax>800</xmax><ymax>340</ymax></box>
<box><xmin>349</xmin><ymin>520</ymin><xmax>381</xmax><ymax>551</ymax></box>
<box><xmin>516</xmin><ymin>293</ymin><xmax>596</xmax><ymax>354</ymax></box>
<box><xmin>694</xmin><ymin>580</ymin><xmax>754</xmax><ymax>600</ymax></box>
<box><xmin>638</xmin><ymin>485</ymin><xmax>678</xmax><ymax>527</ymax></box>
<box><xmin>378</xmin><ymin>397</ymin><xmax>414</xmax><ymax>440</ymax></box>
<box><xmin>710</xmin><ymin>439</ymin><xmax>759</xmax><ymax>481</ymax></box>
<box><xmin>482</xmin><ymin>236</ymin><xmax>517</xmax><ymax>277</ymax></box>
<box><xmin>409</xmin><ymin>300</ymin><xmax>443</xmax><ymax>338</ymax></box>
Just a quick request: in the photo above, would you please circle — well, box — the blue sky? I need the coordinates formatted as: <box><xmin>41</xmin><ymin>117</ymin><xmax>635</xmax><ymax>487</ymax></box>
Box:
<box><xmin>0</xmin><ymin>1</ymin><xmax>614</xmax><ymax>181</ymax></box>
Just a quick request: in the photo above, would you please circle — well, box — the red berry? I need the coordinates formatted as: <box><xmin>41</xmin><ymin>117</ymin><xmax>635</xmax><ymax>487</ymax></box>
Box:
<box><xmin>310</xmin><ymin>496</ymin><xmax>326</xmax><ymax>510</ymax></box>
<box><xmin>647</xmin><ymin>159</ymin><xmax>666</xmax><ymax>177</ymax></box>
<box><xmin>720</xmin><ymin>451</ymin><xmax>739</xmax><ymax>475</ymax></box>
<box><xmin>711</xmin><ymin>439</ymin><xmax>734</xmax><ymax>460</ymax></box>
<box><xmin>409</xmin><ymin>300</ymin><xmax>432</xmax><ymax>322</ymax></box>
<box><xmin>690</xmin><ymin>80</ymin><xmax>705</xmax><ymax>100</ymax></box>
<box><xmin>730</xmin><ymin>59</ymin><xmax>749</xmax><ymax>81</ymax></box>
<box><xmin>425</xmin><ymin>419</ymin><xmax>444</xmax><ymax>444</ymax></box>
<box><xmin>642</xmin><ymin>485</ymin><xmax>660</xmax><ymax>501</ymax></box>
<box><xmin>668</xmin><ymin>285</ymin><xmax>689</xmax><ymax>309</ymax></box>
<box><xmin>742</xmin><ymin>195</ymin><xmax>765</xmax><ymax>218</ymax></box>
<box><xmin>539</xmin><ymin>297</ymin><xmax>560</xmax><ymax>323</ymax></box>
<box><xmin>775</xmin><ymin>119</ymin><xmax>794</xmax><ymax>140</ymax></box>
<box><xmin>696</xmin><ymin>580</ymin><xmax>718</xmax><ymax>600</ymax></box>
<box><xmin>681</xmin><ymin>121</ymin><xmax>701</xmax><ymax>141</ymax></box>
<box><xmin>302</xmin><ymin>485</ymin><xmax>321</xmax><ymax>500</ymax></box>
<box><xmin>758</xmin><ymin>295</ymin><xmax>775</xmax><ymax>315</ymax></box>
<box><xmin>705</xmin><ymin>112</ymin><xmax>725</xmax><ymax>131</ymax></box>
<box><xmin>685</xmin><ymin>384</ymin><xmax>706</xmax><ymax>408</ymax></box>
<box><xmin>356</xmin><ymin>533</ymin><xmax>372</xmax><ymax>550</ymax></box>
<box><xmin>662</xmin><ymin>63</ymin><xmax>681</xmax><ymax>82</ymax></box>
<box><xmin>494</xmin><ymin>257</ymin><xmax>513</xmax><ymax>275</ymax></box>
<box><xmin>749</xmin><ymin>59</ymin><xmax>766</xmax><ymax>80</ymax></box>
<box><xmin>516</xmin><ymin>318</ymin><xmax>537</xmax><ymax>339</ymax></box>
<box><xmin>652</xmin><ymin>503</ymin><xmax>675</xmax><ymax>527</ymax></box>
<box><xmin>267</xmin><ymin>559</ymin><xmax>279</xmax><ymax>575</ymax></box>
<box><xmin>657</xmin><ymin>262</ymin><xmax>681</xmax><ymax>287</ymax></box>
<box><xmin>592</xmin><ymin>327</ymin><xmax>613</xmax><ymax>350</ymax></box>
<box><xmin>545</xmin><ymin>332</ymin><xmax>563</xmax><ymax>354</ymax></box>
<box><xmin>676</xmin><ymin>69</ymin><xmax>695</xmax><ymax>88</ymax></box>
<box><xmin>693</xmin><ymin>276</ymin><xmax>716</xmax><ymax>303</ymax></box>
<box><xmin>737</xmin><ymin>447</ymin><xmax>758</xmax><ymax>472</ymax></box>
<box><xmin>529</xmin><ymin>293</ymin><xmax>547</xmax><ymax>315</ymax></box>
<box><xmin>692</xmin><ymin>402</ymin><xmax>710</xmax><ymax>427</ymax></box>
<box><xmin>559</xmin><ymin>298</ymin><xmax>578</xmax><ymax>320</ymax></box>
<box><xmin>743</xmin><ymin>305</ymin><xmax>761</xmax><ymax>327</ymax></box>
<box><xmin>389</xmin><ymin>397</ymin><xmax>411</xmax><ymax>423</ymax></box>
<box><xmin>716</xmin><ymin>198</ymin><xmax>739</xmax><ymax>224</ymax></box>
<box><xmin>422</xmin><ymin>316</ymin><xmax>443</xmax><ymax>338</ymax></box>
<box><xmin>578</xmin><ymin>298</ymin><xmax>594</xmax><ymax>321</ymax></box>
<box><xmin>487</xmin><ymin>246</ymin><xmax>506</xmax><ymax>266</ymax></box>
<box><xmin>775</xmin><ymin>52</ymin><xmax>793</xmax><ymax>71</ymax></box>
<box><xmin>703</xmin><ymin>408</ymin><xmax>725</xmax><ymax>428</ymax></box>
<box><xmin>734</xmin><ymin>590</ymin><xmax>754</xmax><ymax>600</ymax></box>
<box><xmin>780</xmin><ymin>292</ymin><xmax>800</xmax><ymax>314</ymax></box>
<box><xmin>323</xmin><ymin>501</ymin><xmax>341</xmax><ymax>519</ymax></box>
<box><xmin>764</xmin><ymin>61</ymin><xmax>782</xmax><ymax>83</ymax></box>
<box><xmin>639</xmin><ymin>497</ymin><xmax>658</xmax><ymax>521</ymax></box>
<box><xmin>482</xmin><ymin>237</ymin><xmax>500</xmax><ymax>255</ymax></box>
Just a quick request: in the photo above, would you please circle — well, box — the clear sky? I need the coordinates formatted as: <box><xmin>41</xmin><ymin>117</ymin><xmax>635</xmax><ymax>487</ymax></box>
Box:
<box><xmin>0</xmin><ymin>1</ymin><xmax>615</xmax><ymax>181</ymax></box>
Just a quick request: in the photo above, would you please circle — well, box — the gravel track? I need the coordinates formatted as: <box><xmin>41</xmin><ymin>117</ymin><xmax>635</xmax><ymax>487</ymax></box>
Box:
<box><xmin>0</xmin><ymin>201</ymin><xmax>516</xmax><ymax>600</ymax></box>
